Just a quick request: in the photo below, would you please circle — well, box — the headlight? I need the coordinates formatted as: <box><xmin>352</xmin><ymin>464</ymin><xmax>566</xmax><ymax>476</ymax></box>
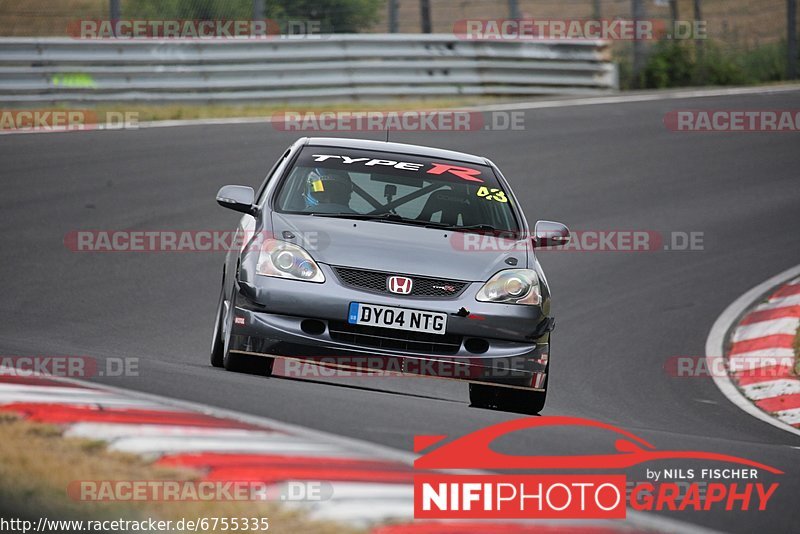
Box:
<box><xmin>256</xmin><ymin>239</ymin><xmax>325</xmax><ymax>283</ymax></box>
<box><xmin>476</xmin><ymin>269</ymin><xmax>541</xmax><ymax>305</ymax></box>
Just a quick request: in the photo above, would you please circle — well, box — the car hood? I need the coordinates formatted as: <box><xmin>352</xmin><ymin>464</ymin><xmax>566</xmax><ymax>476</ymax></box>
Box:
<box><xmin>271</xmin><ymin>213</ymin><xmax>528</xmax><ymax>281</ymax></box>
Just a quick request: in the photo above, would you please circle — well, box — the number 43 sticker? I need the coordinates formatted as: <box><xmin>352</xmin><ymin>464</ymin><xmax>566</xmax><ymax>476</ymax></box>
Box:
<box><xmin>477</xmin><ymin>187</ymin><xmax>508</xmax><ymax>203</ymax></box>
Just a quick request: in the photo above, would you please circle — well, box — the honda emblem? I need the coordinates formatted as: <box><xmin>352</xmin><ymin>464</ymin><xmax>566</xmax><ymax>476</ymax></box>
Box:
<box><xmin>387</xmin><ymin>276</ymin><xmax>413</xmax><ymax>295</ymax></box>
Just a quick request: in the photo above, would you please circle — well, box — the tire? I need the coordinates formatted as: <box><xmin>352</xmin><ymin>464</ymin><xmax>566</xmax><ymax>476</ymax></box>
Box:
<box><xmin>210</xmin><ymin>284</ymin><xmax>226</xmax><ymax>368</ymax></box>
<box><xmin>218</xmin><ymin>288</ymin><xmax>274</xmax><ymax>376</ymax></box>
<box><xmin>469</xmin><ymin>364</ymin><xmax>548</xmax><ymax>415</ymax></box>
<box><xmin>224</xmin><ymin>350</ymin><xmax>274</xmax><ymax>375</ymax></box>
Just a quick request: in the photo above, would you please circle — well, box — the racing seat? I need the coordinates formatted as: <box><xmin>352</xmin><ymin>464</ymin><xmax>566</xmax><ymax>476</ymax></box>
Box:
<box><xmin>418</xmin><ymin>189</ymin><xmax>477</xmax><ymax>226</ymax></box>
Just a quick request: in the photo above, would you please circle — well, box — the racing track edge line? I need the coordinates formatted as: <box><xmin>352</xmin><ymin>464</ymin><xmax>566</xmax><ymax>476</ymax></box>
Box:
<box><xmin>1</xmin><ymin>83</ymin><xmax>798</xmax><ymax>136</ymax></box>
<box><xmin>705</xmin><ymin>264</ymin><xmax>800</xmax><ymax>438</ymax></box>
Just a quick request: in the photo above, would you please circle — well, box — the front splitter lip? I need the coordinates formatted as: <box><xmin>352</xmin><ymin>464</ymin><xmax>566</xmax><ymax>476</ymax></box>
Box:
<box><xmin>230</xmin><ymin>306</ymin><xmax>548</xmax><ymax>391</ymax></box>
<box><xmin>230</xmin><ymin>350</ymin><xmax>547</xmax><ymax>392</ymax></box>
<box><xmin>234</xmin><ymin>302</ymin><xmax>545</xmax><ymax>358</ymax></box>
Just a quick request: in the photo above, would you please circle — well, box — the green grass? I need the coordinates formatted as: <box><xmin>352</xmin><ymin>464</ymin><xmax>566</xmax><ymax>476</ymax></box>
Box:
<box><xmin>622</xmin><ymin>39</ymin><xmax>794</xmax><ymax>89</ymax></box>
<box><xmin>89</xmin><ymin>97</ymin><xmax>515</xmax><ymax>122</ymax></box>
<box><xmin>0</xmin><ymin>96</ymin><xmax>528</xmax><ymax>130</ymax></box>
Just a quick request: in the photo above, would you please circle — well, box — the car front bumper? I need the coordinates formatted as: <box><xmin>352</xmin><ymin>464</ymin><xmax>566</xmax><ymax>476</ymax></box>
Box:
<box><xmin>230</xmin><ymin>265</ymin><xmax>551</xmax><ymax>390</ymax></box>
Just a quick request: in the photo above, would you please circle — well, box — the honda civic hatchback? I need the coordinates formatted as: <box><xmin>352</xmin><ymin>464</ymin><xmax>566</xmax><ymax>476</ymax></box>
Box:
<box><xmin>210</xmin><ymin>137</ymin><xmax>569</xmax><ymax>413</ymax></box>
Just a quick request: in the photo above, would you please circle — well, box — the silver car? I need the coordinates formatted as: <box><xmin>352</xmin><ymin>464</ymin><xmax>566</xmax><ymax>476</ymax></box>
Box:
<box><xmin>210</xmin><ymin>137</ymin><xmax>569</xmax><ymax>413</ymax></box>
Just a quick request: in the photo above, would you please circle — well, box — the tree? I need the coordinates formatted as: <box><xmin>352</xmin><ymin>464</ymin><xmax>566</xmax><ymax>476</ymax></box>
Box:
<box><xmin>278</xmin><ymin>0</ymin><xmax>382</xmax><ymax>33</ymax></box>
<box><xmin>126</xmin><ymin>0</ymin><xmax>382</xmax><ymax>33</ymax></box>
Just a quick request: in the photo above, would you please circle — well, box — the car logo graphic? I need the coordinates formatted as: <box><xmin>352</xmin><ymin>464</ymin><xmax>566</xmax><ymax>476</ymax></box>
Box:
<box><xmin>387</xmin><ymin>276</ymin><xmax>413</xmax><ymax>294</ymax></box>
<box><xmin>413</xmin><ymin>416</ymin><xmax>784</xmax><ymax>473</ymax></box>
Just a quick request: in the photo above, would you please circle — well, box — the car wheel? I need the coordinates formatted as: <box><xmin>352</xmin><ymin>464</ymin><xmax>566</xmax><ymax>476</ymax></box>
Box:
<box><xmin>210</xmin><ymin>283</ymin><xmax>225</xmax><ymax>368</ymax></box>
<box><xmin>469</xmin><ymin>364</ymin><xmax>548</xmax><ymax>415</ymax></box>
<box><xmin>220</xmin><ymin>289</ymin><xmax>274</xmax><ymax>376</ymax></box>
<box><xmin>224</xmin><ymin>350</ymin><xmax>274</xmax><ymax>375</ymax></box>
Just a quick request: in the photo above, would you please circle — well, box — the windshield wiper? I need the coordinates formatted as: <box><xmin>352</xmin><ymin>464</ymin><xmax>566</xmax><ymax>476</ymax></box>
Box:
<box><xmin>309</xmin><ymin>212</ymin><xmax>407</xmax><ymax>222</ymax></box>
<box><xmin>430</xmin><ymin>223</ymin><xmax>502</xmax><ymax>234</ymax></box>
<box><xmin>308</xmin><ymin>213</ymin><xmax>505</xmax><ymax>234</ymax></box>
<box><xmin>309</xmin><ymin>212</ymin><xmax>434</xmax><ymax>227</ymax></box>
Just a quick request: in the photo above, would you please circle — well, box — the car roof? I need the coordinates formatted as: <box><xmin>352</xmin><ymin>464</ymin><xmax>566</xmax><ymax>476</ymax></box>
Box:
<box><xmin>303</xmin><ymin>137</ymin><xmax>489</xmax><ymax>165</ymax></box>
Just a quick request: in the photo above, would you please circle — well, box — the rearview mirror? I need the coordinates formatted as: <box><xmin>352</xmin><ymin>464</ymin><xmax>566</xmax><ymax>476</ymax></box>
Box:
<box><xmin>216</xmin><ymin>185</ymin><xmax>256</xmax><ymax>215</ymax></box>
<box><xmin>533</xmin><ymin>220</ymin><xmax>570</xmax><ymax>248</ymax></box>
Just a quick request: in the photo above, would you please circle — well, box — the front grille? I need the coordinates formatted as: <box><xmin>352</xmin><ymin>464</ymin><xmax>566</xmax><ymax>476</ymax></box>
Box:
<box><xmin>328</xmin><ymin>321</ymin><xmax>463</xmax><ymax>355</ymax></box>
<box><xmin>333</xmin><ymin>266</ymin><xmax>468</xmax><ymax>298</ymax></box>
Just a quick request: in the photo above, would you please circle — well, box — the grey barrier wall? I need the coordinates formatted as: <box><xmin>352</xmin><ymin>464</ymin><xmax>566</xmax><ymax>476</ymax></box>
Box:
<box><xmin>0</xmin><ymin>34</ymin><xmax>618</xmax><ymax>104</ymax></box>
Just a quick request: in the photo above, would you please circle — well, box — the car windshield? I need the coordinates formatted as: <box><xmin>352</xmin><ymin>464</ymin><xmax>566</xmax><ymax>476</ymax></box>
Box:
<box><xmin>274</xmin><ymin>147</ymin><xmax>519</xmax><ymax>233</ymax></box>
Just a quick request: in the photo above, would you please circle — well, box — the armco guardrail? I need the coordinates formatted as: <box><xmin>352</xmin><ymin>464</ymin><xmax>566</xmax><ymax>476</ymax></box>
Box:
<box><xmin>0</xmin><ymin>34</ymin><xmax>618</xmax><ymax>104</ymax></box>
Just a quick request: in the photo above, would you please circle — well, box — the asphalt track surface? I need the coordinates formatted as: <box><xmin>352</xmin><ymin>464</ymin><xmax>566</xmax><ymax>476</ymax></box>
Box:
<box><xmin>2</xmin><ymin>90</ymin><xmax>799</xmax><ymax>532</ymax></box>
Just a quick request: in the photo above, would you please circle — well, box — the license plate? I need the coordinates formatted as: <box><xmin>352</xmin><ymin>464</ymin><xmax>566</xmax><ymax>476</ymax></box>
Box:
<box><xmin>347</xmin><ymin>303</ymin><xmax>447</xmax><ymax>335</ymax></box>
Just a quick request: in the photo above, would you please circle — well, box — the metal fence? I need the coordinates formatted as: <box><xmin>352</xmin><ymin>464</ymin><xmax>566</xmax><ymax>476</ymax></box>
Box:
<box><xmin>0</xmin><ymin>0</ymin><xmax>795</xmax><ymax>88</ymax></box>
<box><xmin>0</xmin><ymin>35</ymin><xmax>618</xmax><ymax>104</ymax></box>
<box><xmin>0</xmin><ymin>1</ymin><xmax>792</xmax><ymax>51</ymax></box>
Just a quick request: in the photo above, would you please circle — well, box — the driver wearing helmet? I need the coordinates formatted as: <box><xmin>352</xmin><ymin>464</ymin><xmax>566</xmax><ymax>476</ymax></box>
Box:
<box><xmin>303</xmin><ymin>168</ymin><xmax>355</xmax><ymax>213</ymax></box>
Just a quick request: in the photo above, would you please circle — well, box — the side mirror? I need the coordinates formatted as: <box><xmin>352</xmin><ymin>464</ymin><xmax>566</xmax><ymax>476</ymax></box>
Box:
<box><xmin>216</xmin><ymin>185</ymin><xmax>256</xmax><ymax>215</ymax></box>
<box><xmin>533</xmin><ymin>220</ymin><xmax>570</xmax><ymax>248</ymax></box>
